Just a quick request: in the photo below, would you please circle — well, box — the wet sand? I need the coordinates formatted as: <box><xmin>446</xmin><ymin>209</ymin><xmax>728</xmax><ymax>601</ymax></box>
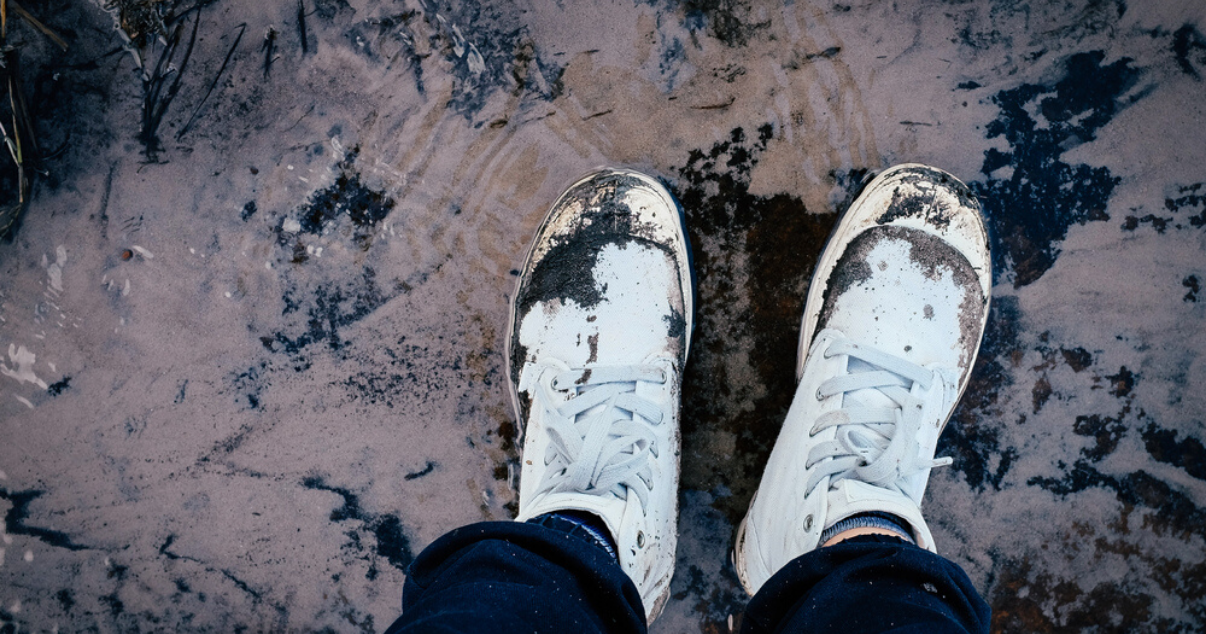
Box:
<box><xmin>1</xmin><ymin>0</ymin><xmax>1205</xmax><ymax>631</ymax></box>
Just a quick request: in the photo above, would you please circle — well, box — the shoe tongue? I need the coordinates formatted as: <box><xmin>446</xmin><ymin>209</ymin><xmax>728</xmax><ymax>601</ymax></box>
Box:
<box><xmin>841</xmin><ymin>357</ymin><xmax>898</xmax><ymax>411</ymax></box>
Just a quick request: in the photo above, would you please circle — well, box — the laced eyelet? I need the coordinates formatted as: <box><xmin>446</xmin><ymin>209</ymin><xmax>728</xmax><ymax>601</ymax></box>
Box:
<box><xmin>658</xmin><ymin>369</ymin><xmax>668</xmax><ymax>383</ymax></box>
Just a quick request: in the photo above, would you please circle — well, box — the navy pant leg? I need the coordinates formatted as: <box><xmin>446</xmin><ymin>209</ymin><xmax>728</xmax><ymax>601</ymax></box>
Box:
<box><xmin>741</xmin><ymin>535</ymin><xmax>991</xmax><ymax>634</ymax></box>
<box><xmin>382</xmin><ymin>521</ymin><xmax>645</xmax><ymax>634</ymax></box>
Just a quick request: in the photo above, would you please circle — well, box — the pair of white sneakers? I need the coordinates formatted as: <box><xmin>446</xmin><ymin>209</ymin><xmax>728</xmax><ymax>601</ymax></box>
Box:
<box><xmin>506</xmin><ymin>165</ymin><xmax>992</xmax><ymax>622</ymax></box>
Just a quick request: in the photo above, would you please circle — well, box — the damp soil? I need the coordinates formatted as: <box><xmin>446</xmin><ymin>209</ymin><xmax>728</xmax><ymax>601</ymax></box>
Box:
<box><xmin>673</xmin><ymin>126</ymin><xmax>843</xmax><ymax>523</ymax></box>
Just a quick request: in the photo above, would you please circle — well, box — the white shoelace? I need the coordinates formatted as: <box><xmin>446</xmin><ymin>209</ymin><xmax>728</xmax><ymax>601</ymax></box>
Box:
<box><xmin>533</xmin><ymin>364</ymin><xmax>667</xmax><ymax>510</ymax></box>
<box><xmin>804</xmin><ymin>338</ymin><xmax>952</xmax><ymax>496</ymax></box>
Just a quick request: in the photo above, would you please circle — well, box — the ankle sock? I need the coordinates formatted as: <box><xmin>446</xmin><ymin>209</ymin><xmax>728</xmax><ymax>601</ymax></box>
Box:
<box><xmin>527</xmin><ymin>511</ymin><xmax>618</xmax><ymax>560</ymax></box>
<box><xmin>819</xmin><ymin>511</ymin><xmax>916</xmax><ymax>546</ymax></box>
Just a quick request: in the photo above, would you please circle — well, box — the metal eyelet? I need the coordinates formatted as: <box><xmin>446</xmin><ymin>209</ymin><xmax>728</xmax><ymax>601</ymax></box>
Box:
<box><xmin>803</xmin><ymin>515</ymin><xmax>813</xmax><ymax>531</ymax></box>
<box><xmin>815</xmin><ymin>389</ymin><xmax>824</xmax><ymax>401</ymax></box>
<box><xmin>636</xmin><ymin>531</ymin><xmax>646</xmax><ymax>548</ymax></box>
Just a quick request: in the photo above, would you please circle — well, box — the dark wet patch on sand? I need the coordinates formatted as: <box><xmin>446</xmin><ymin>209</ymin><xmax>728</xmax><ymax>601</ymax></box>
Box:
<box><xmin>264</xmin><ymin>266</ymin><xmax>395</xmax><ymax>358</ymax></box>
<box><xmin>278</xmin><ymin>150</ymin><xmax>395</xmax><ymax>256</ymax></box>
<box><xmin>672</xmin><ymin>125</ymin><xmax>838</xmax><ymax>522</ymax></box>
<box><xmin>974</xmin><ymin>51</ymin><xmax>1143</xmax><ymax>287</ymax></box>
<box><xmin>0</xmin><ymin>489</ymin><xmax>90</xmax><ymax>551</ymax></box>
<box><xmin>335</xmin><ymin>0</ymin><xmax>564</xmax><ymax>118</ymax></box>
<box><xmin>301</xmin><ymin>475</ymin><xmax>415</xmax><ymax>580</ymax></box>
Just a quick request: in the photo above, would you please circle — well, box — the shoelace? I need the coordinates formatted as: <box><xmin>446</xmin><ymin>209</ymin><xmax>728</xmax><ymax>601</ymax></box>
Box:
<box><xmin>533</xmin><ymin>364</ymin><xmax>667</xmax><ymax>510</ymax></box>
<box><xmin>804</xmin><ymin>338</ymin><xmax>952</xmax><ymax>496</ymax></box>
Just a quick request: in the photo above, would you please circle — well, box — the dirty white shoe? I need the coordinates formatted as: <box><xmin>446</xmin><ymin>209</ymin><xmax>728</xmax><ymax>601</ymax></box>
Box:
<box><xmin>507</xmin><ymin>168</ymin><xmax>694</xmax><ymax>622</ymax></box>
<box><xmin>733</xmin><ymin>164</ymin><xmax>991</xmax><ymax>595</ymax></box>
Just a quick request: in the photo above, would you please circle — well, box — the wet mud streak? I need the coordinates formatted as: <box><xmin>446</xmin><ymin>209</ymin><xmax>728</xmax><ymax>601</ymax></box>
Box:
<box><xmin>1121</xmin><ymin>182</ymin><xmax>1206</xmax><ymax>233</ymax></box>
<box><xmin>0</xmin><ymin>489</ymin><xmax>89</xmax><ymax>551</ymax></box>
<box><xmin>1141</xmin><ymin>424</ymin><xmax>1206</xmax><ymax>481</ymax></box>
<box><xmin>1029</xmin><ymin>465</ymin><xmax>1206</xmax><ymax>542</ymax></box>
<box><xmin>403</xmin><ymin>461</ymin><xmax>437</xmax><ymax>480</ymax></box>
<box><xmin>301</xmin><ymin>476</ymin><xmax>414</xmax><ymax>579</ymax></box>
<box><xmin>1025</xmin><ymin>357</ymin><xmax>1206</xmax><ymax>554</ymax></box>
<box><xmin>1172</xmin><ymin>24</ymin><xmax>1206</xmax><ymax>79</ymax></box>
<box><xmin>1165</xmin><ymin>183</ymin><xmax>1206</xmax><ymax>228</ymax></box>
<box><xmin>229</xmin><ymin>362</ymin><xmax>268</xmax><ymax>411</ymax></box>
<box><xmin>974</xmin><ymin>51</ymin><xmax>1143</xmax><ymax>287</ymax></box>
<box><xmin>1183</xmin><ymin>275</ymin><xmax>1201</xmax><ymax>303</ymax></box>
<box><xmin>672</xmin><ymin>126</ymin><xmax>839</xmax><ymax>521</ymax></box>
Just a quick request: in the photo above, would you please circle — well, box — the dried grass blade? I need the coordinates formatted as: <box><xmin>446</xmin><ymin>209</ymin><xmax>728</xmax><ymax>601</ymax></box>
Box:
<box><xmin>8</xmin><ymin>0</ymin><xmax>68</xmax><ymax>50</ymax></box>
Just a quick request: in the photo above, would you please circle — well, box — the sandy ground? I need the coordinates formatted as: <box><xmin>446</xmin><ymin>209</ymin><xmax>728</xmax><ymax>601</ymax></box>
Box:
<box><xmin>1</xmin><ymin>0</ymin><xmax>1205</xmax><ymax>631</ymax></box>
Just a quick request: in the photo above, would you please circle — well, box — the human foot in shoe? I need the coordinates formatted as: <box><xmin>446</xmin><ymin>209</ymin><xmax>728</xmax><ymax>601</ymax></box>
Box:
<box><xmin>733</xmin><ymin>164</ymin><xmax>991</xmax><ymax>595</ymax></box>
<box><xmin>507</xmin><ymin>168</ymin><xmax>694</xmax><ymax>621</ymax></box>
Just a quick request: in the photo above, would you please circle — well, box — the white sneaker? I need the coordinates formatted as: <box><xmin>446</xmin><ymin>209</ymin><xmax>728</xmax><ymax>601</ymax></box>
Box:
<box><xmin>507</xmin><ymin>168</ymin><xmax>694</xmax><ymax>622</ymax></box>
<box><xmin>733</xmin><ymin>164</ymin><xmax>992</xmax><ymax>595</ymax></box>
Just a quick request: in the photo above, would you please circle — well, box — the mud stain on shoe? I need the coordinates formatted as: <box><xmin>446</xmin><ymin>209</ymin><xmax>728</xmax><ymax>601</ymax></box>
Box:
<box><xmin>509</xmin><ymin>173</ymin><xmax>680</xmax><ymax>390</ymax></box>
<box><xmin>874</xmin><ymin>169</ymin><xmax>979</xmax><ymax>231</ymax></box>
<box><xmin>816</xmin><ymin>226</ymin><xmax>987</xmax><ymax>367</ymax></box>
<box><xmin>586</xmin><ymin>333</ymin><xmax>599</xmax><ymax>364</ymax></box>
<box><xmin>664</xmin><ymin>307</ymin><xmax>687</xmax><ymax>339</ymax></box>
